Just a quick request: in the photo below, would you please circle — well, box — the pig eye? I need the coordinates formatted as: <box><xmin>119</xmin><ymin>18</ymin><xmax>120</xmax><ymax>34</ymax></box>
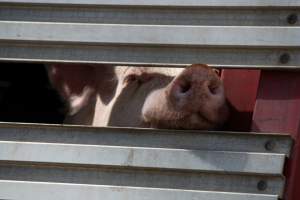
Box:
<box><xmin>124</xmin><ymin>73</ymin><xmax>153</xmax><ymax>85</ymax></box>
<box><xmin>123</xmin><ymin>74</ymin><xmax>138</xmax><ymax>84</ymax></box>
<box><xmin>179</xmin><ymin>81</ymin><xmax>191</xmax><ymax>94</ymax></box>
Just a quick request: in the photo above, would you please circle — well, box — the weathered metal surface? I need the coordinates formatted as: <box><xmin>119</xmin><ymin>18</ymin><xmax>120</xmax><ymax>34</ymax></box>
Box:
<box><xmin>0</xmin><ymin>0</ymin><xmax>296</xmax><ymax>198</ymax></box>
<box><xmin>0</xmin><ymin>180</ymin><xmax>278</xmax><ymax>200</ymax></box>
<box><xmin>0</xmin><ymin>5</ymin><xmax>298</xmax><ymax>26</ymax></box>
<box><xmin>0</xmin><ymin>0</ymin><xmax>299</xmax><ymax>7</ymax></box>
<box><xmin>0</xmin><ymin>163</ymin><xmax>284</xmax><ymax>196</ymax></box>
<box><xmin>0</xmin><ymin>22</ymin><xmax>299</xmax><ymax>68</ymax></box>
<box><xmin>0</xmin><ymin>123</ymin><xmax>292</xmax><ymax>155</ymax></box>
<box><xmin>1</xmin><ymin>43</ymin><xmax>300</xmax><ymax>69</ymax></box>
<box><xmin>1</xmin><ymin>22</ymin><xmax>298</xmax><ymax>47</ymax></box>
<box><xmin>0</xmin><ymin>2</ymin><xmax>299</xmax><ymax>68</ymax></box>
<box><xmin>0</xmin><ymin>122</ymin><xmax>292</xmax><ymax>199</ymax></box>
<box><xmin>0</xmin><ymin>141</ymin><xmax>286</xmax><ymax>174</ymax></box>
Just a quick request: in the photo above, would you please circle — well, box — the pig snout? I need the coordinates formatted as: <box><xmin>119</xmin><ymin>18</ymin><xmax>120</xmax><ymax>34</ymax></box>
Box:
<box><xmin>142</xmin><ymin>64</ymin><xmax>229</xmax><ymax>130</ymax></box>
<box><xmin>167</xmin><ymin>64</ymin><xmax>223</xmax><ymax>113</ymax></box>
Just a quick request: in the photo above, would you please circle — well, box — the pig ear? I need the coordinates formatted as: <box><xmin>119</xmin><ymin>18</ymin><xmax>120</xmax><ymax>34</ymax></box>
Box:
<box><xmin>212</xmin><ymin>68</ymin><xmax>221</xmax><ymax>77</ymax></box>
<box><xmin>47</xmin><ymin>64</ymin><xmax>96</xmax><ymax>115</ymax></box>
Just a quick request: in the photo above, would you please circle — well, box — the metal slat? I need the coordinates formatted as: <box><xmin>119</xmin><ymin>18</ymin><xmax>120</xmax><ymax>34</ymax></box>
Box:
<box><xmin>0</xmin><ymin>5</ymin><xmax>299</xmax><ymax>26</ymax></box>
<box><xmin>0</xmin><ymin>123</ymin><xmax>291</xmax><ymax>197</ymax></box>
<box><xmin>0</xmin><ymin>141</ymin><xmax>286</xmax><ymax>175</ymax></box>
<box><xmin>0</xmin><ymin>22</ymin><xmax>299</xmax><ymax>68</ymax></box>
<box><xmin>1</xmin><ymin>47</ymin><xmax>299</xmax><ymax>69</ymax></box>
<box><xmin>0</xmin><ymin>1</ymin><xmax>295</xmax><ymax>199</ymax></box>
<box><xmin>0</xmin><ymin>180</ymin><xmax>278</xmax><ymax>200</ymax></box>
<box><xmin>0</xmin><ymin>123</ymin><xmax>291</xmax><ymax>198</ymax></box>
<box><xmin>0</xmin><ymin>0</ymin><xmax>299</xmax><ymax>7</ymax></box>
<box><xmin>0</xmin><ymin>123</ymin><xmax>292</xmax><ymax>155</ymax></box>
<box><xmin>1</xmin><ymin>43</ymin><xmax>299</xmax><ymax>69</ymax></box>
<box><xmin>0</xmin><ymin>1</ymin><xmax>299</xmax><ymax>69</ymax></box>
<box><xmin>1</xmin><ymin>22</ymin><xmax>299</xmax><ymax>47</ymax></box>
<box><xmin>0</xmin><ymin>163</ymin><xmax>284</xmax><ymax>196</ymax></box>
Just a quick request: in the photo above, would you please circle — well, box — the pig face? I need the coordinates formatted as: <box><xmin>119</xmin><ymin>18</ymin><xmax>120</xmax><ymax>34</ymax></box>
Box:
<box><xmin>47</xmin><ymin>64</ymin><xmax>229</xmax><ymax>130</ymax></box>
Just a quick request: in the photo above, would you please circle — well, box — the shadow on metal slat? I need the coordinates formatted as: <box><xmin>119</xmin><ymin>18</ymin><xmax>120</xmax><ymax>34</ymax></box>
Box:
<box><xmin>1</xmin><ymin>43</ymin><xmax>300</xmax><ymax>69</ymax></box>
<box><xmin>0</xmin><ymin>122</ymin><xmax>292</xmax><ymax>154</ymax></box>
<box><xmin>0</xmin><ymin>141</ymin><xmax>286</xmax><ymax>175</ymax></box>
<box><xmin>0</xmin><ymin>21</ymin><xmax>299</xmax><ymax>68</ymax></box>
<box><xmin>0</xmin><ymin>122</ymin><xmax>293</xmax><ymax>199</ymax></box>
<box><xmin>0</xmin><ymin>5</ymin><xmax>299</xmax><ymax>26</ymax></box>
<box><xmin>0</xmin><ymin>163</ymin><xmax>284</xmax><ymax>196</ymax></box>
<box><xmin>0</xmin><ymin>3</ymin><xmax>298</xmax><ymax>69</ymax></box>
<box><xmin>0</xmin><ymin>0</ymin><xmax>299</xmax><ymax>7</ymax></box>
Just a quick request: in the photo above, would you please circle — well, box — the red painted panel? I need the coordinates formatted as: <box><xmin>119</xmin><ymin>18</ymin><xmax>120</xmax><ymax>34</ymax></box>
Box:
<box><xmin>252</xmin><ymin>71</ymin><xmax>300</xmax><ymax>200</ymax></box>
<box><xmin>221</xmin><ymin>69</ymin><xmax>260</xmax><ymax>131</ymax></box>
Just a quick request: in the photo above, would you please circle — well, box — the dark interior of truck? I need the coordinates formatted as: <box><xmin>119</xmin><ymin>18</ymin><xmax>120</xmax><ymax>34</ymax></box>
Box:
<box><xmin>0</xmin><ymin>62</ymin><xmax>65</xmax><ymax>124</ymax></box>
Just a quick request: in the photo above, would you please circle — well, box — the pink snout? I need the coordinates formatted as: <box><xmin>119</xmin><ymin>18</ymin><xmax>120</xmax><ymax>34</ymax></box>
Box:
<box><xmin>167</xmin><ymin>64</ymin><xmax>224</xmax><ymax>113</ymax></box>
<box><xmin>142</xmin><ymin>64</ymin><xmax>229</xmax><ymax>130</ymax></box>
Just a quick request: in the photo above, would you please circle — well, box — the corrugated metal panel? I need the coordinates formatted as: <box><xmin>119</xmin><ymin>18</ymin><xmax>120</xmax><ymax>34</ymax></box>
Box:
<box><xmin>0</xmin><ymin>1</ymin><xmax>296</xmax><ymax>199</ymax></box>
<box><xmin>1</xmin><ymin>5</ymin><xmax>299</xmax><ymax>26</ymax></box>
<box><xmin>0</xmin><ymin>164</ymin><xmax>284</xmax><ymax>196</ymax></box>
<box><xmin>0</xmin><ymin>181</ymin><xmax>278</xmax><ymax>200</ymax></box>
<box><xmin>0</xmin><ymin>0</ymin><xmax>299</xmax><ymax>7</ymax></box>
<box><xmin>0</xmin><ymin>141</ymin><xmax>287</xmax><ymax>174</ymax></box>
<box><xmin>0</xmin><ymin>123</ymin><xmax>291</xmax><ymax>155</ymax></box>
<box><xmin>2</xmin><ymin>44</ymin><xmax>300</xmax><ymax>69</ymax></box>
<box><xmin>0</xmin><ymin>1</ymin><xmax>299</xmax><ymax>69</ymax></box>
<box><xmin>0</xmin><ymin>123</ymin><xmax>292</xmax><ymax>199</ymax></box>
<box><xmin>1</xmin><ymin>22</ymin><xmax>298</xmax><ymax>47</ymax></box>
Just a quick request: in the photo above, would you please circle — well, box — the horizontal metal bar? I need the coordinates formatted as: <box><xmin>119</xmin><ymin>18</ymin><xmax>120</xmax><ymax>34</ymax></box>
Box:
<box><xmin>0</xmin><ymin>141</ymin><xmax>286</xmax><ymax>174</ymax></box>
<box><xmin>0</xmin><ymin>180</ymin><xmax>278</xmax><ymax>200</ymax></box>
<box><xmin>0</xmin><ymin>122</ymin><xmax>292</xmax><ymax>155</ymax></box>
<box><xmin>1</xmin><ymin>22</ymin><xmax>299</xmax><ymax>47</ymax></box>
<box><xmin>0</xmin><ymin>123</ymin><xmax>289</xmax><ymax>198</ymax></box>
<box><xmin>0</xmin><ymin>163</ymin><xmax>284</xmax><ymax>196</ymax></box>
<box><xmin>1</xmin><ymin>43</ymin><xmax>299</xmax><ymax>68</ymax></box>
<box><xmin>0</xmin><ymin>0</ymin><xmax>299</xmax><ymax>7</ymax></box>
<box><xmin>0</xmin><ymin>21</ymin><xmax>299</xmax><ymax>68</ymax></box>
<box><xmin>0</xmin><ymin>5</ymin><xmax>298</xmax><ymax>26</ymax></box>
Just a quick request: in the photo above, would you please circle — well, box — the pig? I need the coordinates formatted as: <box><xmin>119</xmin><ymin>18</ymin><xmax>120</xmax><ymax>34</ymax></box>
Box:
<box><xmin>47</xmin><ymin>64</ymin><xmax>229</xmax><ymax>130</ymax></box>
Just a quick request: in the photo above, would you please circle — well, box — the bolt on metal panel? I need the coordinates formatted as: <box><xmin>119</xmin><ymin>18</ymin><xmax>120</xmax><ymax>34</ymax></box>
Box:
<box><xmin>0</xmin><ymin>123</ymin><xmax>293</xmax><ymax>199</ymax></box>
<box><xmin>0</xmin><ymin>0</ymin><xmax>296</xmax><ymax>199</ymax></box>
<box><xmin>0</xmin><ymin>5</ymin><xmax>299</xmax><ymax>26</ymax></box>
<box><xmin>0</xmin><ymin>122</ymin><xmax>292</xmax><ymax>155</ymax></box>
<box><xmin>0</xmin><ymin>22</ymin><xmax>299</xmax><ymax>47</ymax></box>
<box><xmin>0</xmin><ymin>141</ymin><xmax>287</xmax><ymax>174</ymax></box>
<box><xmin>0</xmin><ymin>163</ymin><xmax>285</xmax><ymax>196</ymax></box>
<box><xmin>0</xmin><ymin>180</ymin><xmax>279</xmax><ymax>200</ymax></box>
<box><xmin>0</xmin><ymin>1</ymin><xmax>299</xmax><ymax>69</ymax></box>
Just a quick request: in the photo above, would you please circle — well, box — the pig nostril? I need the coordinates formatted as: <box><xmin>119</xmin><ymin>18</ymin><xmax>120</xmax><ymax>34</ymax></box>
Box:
<box><xmin>179</xmin><ymin>81</ymin><xmax>191</xmax><ymax>93</ymax></box>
